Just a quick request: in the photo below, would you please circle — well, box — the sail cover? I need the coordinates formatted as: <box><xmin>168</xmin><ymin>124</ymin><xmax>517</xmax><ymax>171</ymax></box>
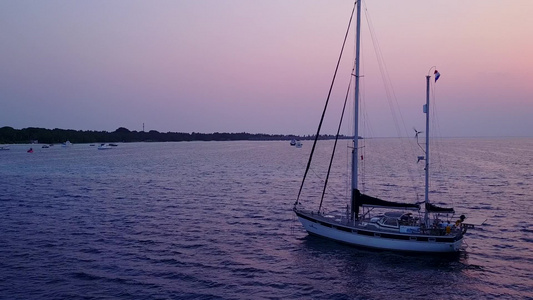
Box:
<box><xmin>425</xmin><ymin>203</ymin><xmax>454</xmax><ymax>213</ymax></box>
<box><xmin>353</xmin><ymin>189</ymin><xmax>419</xmax><ymax>211</ymax></box>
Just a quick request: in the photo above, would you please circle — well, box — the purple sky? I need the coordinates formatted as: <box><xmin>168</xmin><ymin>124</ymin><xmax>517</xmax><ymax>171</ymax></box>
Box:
<box><xmin>1</xmin><ymin>0</ymin><xmax>532</xmax><ymax>137</ymax></box>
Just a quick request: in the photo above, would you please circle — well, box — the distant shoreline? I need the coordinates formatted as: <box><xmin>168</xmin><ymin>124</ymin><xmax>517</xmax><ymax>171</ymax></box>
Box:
<box><xmin>0</xmin><ymin>126</ymin><xmax>350</xmax><ymax>144</ymax></box>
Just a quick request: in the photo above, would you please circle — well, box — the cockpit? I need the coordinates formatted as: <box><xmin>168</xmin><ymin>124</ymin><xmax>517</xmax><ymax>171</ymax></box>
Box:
<box><xmin>376</xmin><ymin>212</ymin><xmax>417</xmax><ymax>229</ymax></box>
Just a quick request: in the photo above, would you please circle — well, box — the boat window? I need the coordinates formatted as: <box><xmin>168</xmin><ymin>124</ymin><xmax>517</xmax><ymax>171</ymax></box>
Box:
<box><xmin>384</xmin><ymin>218</ymin><xmax>398</xmax><ymax>227</ymax></box>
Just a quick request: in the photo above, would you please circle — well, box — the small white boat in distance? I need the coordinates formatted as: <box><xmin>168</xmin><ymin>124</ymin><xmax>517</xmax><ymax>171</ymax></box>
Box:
<box><xmin>98</xmin><ymin>143</ymin><xmax>112</xmax><ymax>150</ymax></box>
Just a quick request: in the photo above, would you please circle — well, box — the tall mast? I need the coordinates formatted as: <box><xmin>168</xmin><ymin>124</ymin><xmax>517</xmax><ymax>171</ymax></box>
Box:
<box><xmin>351</xmin><ymin>0</ymin><xmax>362</xmax><ymax>219</ymax></box>
<box><xmin>424</xmin><ymin>74</ymin><xmax>431</xmax><ymax>224</ymax></box>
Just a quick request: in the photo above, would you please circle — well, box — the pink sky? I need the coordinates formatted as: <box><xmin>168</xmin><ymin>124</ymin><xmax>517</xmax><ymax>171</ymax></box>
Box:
<box><xmin>1</xmin><ymin>0</ymin><xmax>532</xmax><ymax>137</ymax></box>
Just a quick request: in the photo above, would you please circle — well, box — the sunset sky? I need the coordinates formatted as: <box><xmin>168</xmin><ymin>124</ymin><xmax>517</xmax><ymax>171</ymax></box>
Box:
<box><xmin>1</xmin><ymin>0</ymin><xmax>532</xmax><ymax>137</ymax></box>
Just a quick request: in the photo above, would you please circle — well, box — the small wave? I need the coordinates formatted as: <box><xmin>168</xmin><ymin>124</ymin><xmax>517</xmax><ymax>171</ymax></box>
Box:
<box><xmin>71</xmin><ymin>271</ymin><xmax>102</xmax><ymax>281</ymax></box>
<box><xmin>79</xmin><ymin>247</ymin><xmax>101</xmax><ymax>254</ymax></box>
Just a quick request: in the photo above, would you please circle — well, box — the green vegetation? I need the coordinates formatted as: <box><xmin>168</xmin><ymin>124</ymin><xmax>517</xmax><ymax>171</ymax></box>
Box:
<box><xmin>0</xmin><ymin>126</ymin><xmax>347</xmax><ymax>144</ymax></box>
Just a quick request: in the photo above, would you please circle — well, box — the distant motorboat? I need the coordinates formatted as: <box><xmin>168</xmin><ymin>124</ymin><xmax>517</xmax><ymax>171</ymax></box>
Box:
<box><xmin>0</xmin><ymin>146</ymin><xmax>10</xmax><ymax>151</ymax></box>
<box><xmin>290</xmin><ymin>139</ymin><xmax>296</xmax><ymax>146</ymax></box>
<box><xmin>109</xmin><ymin>143</ymin><xmax>118</xmax><ymax>147</ymax></box>
<box><xmin>42</xmin><ymin>145</ymin><xmax>49</xmax><ymax>148</ymax></box>
<box><xmin>98</xmin><ymin>143</ymin><xmax>112</xmax><ymax>150</ymax></box>
<box><xmin>295</xmin><ymin>141</ymin><xmax>302</xmax><ymax>148</ymax></box>
<box><xmin>62</xmin><ymin>141</ymin><xmax>72</xmax><ymax>147</ymax></box>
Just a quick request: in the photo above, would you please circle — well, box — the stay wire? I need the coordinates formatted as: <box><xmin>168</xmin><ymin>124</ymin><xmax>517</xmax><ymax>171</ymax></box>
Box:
<box><xmin>295</xmin><ymin>1</ymin><xmax>357</xmax><ymax>205</ymax></box>
<box><xmin>318</xmin><ymin>76</ymin><xmax>352</xmax><ymax>212</ymax></box>
<box><xmin>363</xmin><ymin>3</ymin><xmax>422</xmax><ymax>199</ymax></box>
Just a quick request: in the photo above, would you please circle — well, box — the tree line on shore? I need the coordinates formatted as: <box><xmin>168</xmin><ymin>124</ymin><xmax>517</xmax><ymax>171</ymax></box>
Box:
<box><xmin>0</xmin><ymin>126</ymin><xmax>348</xmax><ymax>144</ymax></box>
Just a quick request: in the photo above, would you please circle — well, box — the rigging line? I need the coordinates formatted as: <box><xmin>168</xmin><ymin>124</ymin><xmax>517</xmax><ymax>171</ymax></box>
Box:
<box><xmin>364</xmin><ymin>3</ymin><xmax>422</xmax><ymax>198</ymax></box>
<box><xmin>430</xmin><ymin>80</ymin><xmax>452</xmax><ymax>207</ymax></box>
<box><xmin>346</xmin><ymin>140</ymin><xmax>351</xmax><ymax>196</ymax></box>
<box><xmin>363</xmin><ymin>3</ymin><xmax>413</xmax><ymax>141</ymax></box>
<box><xmin>295</xmin><ymin>1</ymin><xmax>357</xmax><ymax>205</ymax></box>
<box><xmin>364</xmin><ymin>5</ymin><xmax>399</xmax><ymax>137</ymax></box>
<box><xmin>358</xmin><ymin>37</ymin><xmax>367</xmax><ymax>193</ymax></box>
<box><xmin>431</xmin><ymin>80</ymin><xmax>444</xmax><ymax>170</ymax></box>
<box><xmin>318</xmin><ymin>76</ymin><xmax>352</xmax><ymax>213</ymax></box>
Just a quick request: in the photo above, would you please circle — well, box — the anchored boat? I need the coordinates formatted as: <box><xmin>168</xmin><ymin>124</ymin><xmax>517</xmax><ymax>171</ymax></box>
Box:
<box><xmin>293</xmin><ymin>0</ymin><xmax>479</xmax><ymax>253</ymax></box>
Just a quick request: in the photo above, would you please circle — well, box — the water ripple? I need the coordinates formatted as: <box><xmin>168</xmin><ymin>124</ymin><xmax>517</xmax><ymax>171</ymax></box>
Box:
<box><xmin>0</xmin><ymin>140</ymin><xmax>531</xmax><ymax>299</ymax></box>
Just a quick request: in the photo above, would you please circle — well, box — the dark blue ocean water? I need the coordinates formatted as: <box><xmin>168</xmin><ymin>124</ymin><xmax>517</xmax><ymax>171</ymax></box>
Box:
<box><xmin>0</xmin><ymin>139</ymin><xmax>531</xmax><ymax>299</ymax></box>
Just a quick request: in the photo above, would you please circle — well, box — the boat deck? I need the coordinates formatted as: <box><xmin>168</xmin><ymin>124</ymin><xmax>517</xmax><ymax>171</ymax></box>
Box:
<box><xmin>295</xmin><ymin>207</ymin><xmax>463</xmax><ymax>238</ymax></box>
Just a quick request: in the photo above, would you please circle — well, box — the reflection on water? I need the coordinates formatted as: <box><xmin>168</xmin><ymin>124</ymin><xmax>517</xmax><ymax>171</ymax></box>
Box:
<box><xmin>0</xmin><ymin>139</ymin><xmax>531</xmax><ymax>299</ymax></box>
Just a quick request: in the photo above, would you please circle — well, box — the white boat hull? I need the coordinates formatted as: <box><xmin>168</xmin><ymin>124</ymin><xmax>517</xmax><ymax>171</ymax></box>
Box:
<box><xmin>295</xmin><ymin>212</ymin><xmax>463</xmax><ymax>253</ymax></box>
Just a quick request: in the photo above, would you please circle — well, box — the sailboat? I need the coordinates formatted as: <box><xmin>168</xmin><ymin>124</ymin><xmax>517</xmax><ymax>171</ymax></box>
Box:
<box><xmin>293</xmin><ymin>1</ymin><xmax>478</xmax><ymax>253</ymax></box>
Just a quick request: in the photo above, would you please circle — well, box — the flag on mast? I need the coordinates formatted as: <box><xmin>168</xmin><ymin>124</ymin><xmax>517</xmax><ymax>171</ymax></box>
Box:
<box><xmin>434</xmin><ymin>70</ymin><xmax>441</xmax><ymax>82</ymax></box>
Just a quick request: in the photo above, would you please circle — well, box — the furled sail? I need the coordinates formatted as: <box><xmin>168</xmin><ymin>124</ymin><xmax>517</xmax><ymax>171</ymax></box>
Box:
<box><xmin>352</xmin><ymin>189</ymin><xmax>420</xmax><ymax>216</ymax></box>
<box><xmin>425</xmin><ymin>203</ymin><xmax>455</xmax><ymax>213</ymax></box>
